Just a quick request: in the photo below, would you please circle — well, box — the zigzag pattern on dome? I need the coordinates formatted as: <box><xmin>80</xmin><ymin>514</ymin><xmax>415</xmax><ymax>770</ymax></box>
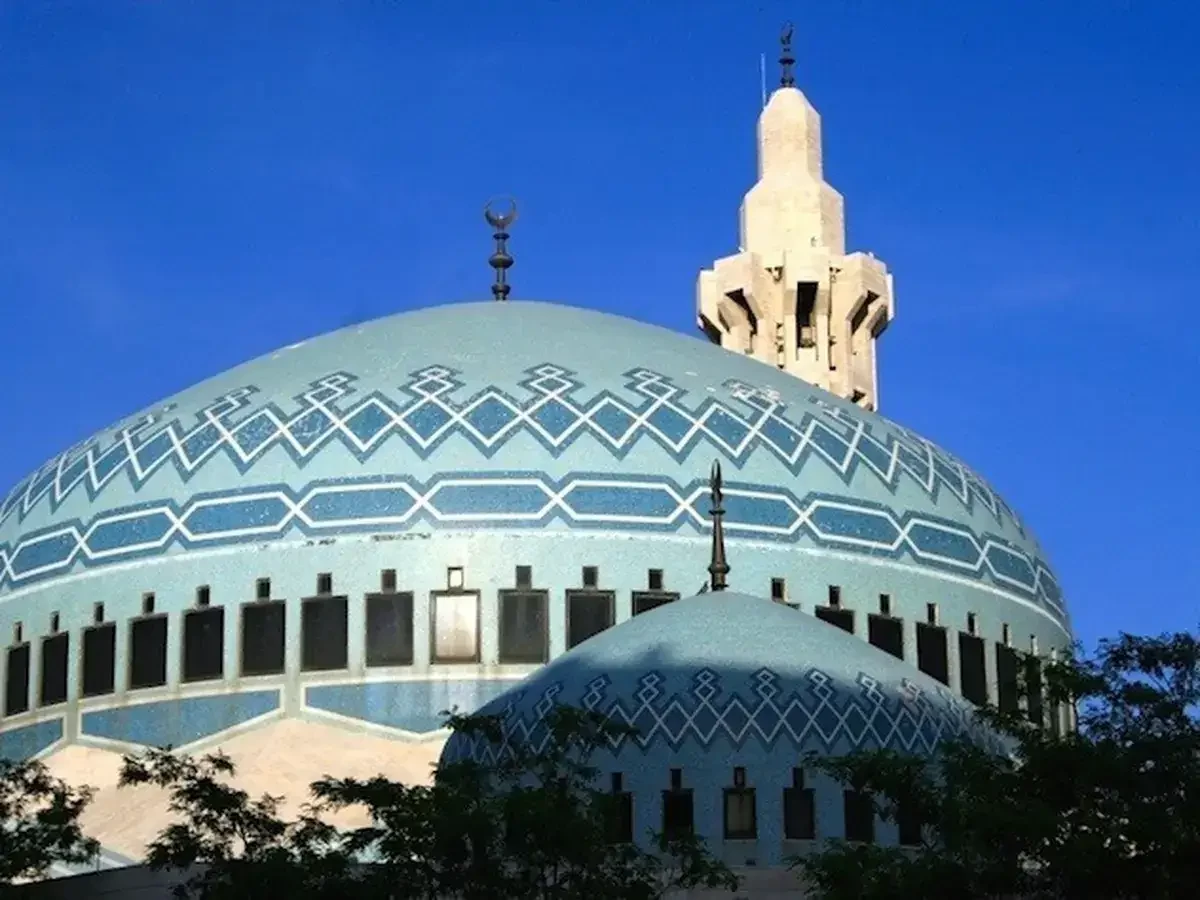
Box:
<box><xmin>445</xmin><ymin>665</ymin><xmax>999</xmax><ymax>765</ymax></box>
<box><xmin>1</xmin><ymin>364</ymin><xmax>1024</xmax><ymax>537</ymax></box>
<box><xmin>0</xmin><ymin>470</ymin><xmax>1065</xmax><ymax>624</ymax></box>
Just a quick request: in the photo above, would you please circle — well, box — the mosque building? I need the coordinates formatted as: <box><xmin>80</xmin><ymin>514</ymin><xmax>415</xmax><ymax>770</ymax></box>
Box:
<box><xmin>0</xmin><ymin>31</ymin><xmax>1070</xmax><ymax>897</ymax></box>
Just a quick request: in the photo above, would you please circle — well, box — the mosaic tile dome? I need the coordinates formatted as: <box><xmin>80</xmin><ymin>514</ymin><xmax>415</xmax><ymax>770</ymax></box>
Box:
<box><xmin>443</xmin><ymin>590</ymin><xmax>995</xmax><ymax>762</ymax></box>
<box><xmin>442</xmin><ymin>592</ymin><xmax>1000</xmax><ymax>864</ymax></box>
<box><xmin>0</xmin><ymin>299</ymin><xmax>1069</xmax><ymax>871</ymax></box>
<box><xmin>0</xmin><ymin>300</ymin><xmax>1064</xmax><ymax>631</ymax></box>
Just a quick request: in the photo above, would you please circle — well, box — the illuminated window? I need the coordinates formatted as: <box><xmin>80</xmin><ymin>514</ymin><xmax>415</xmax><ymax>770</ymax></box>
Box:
<box><xmin>431</xmin><ymin>590</ymin><xmax>479</xmax><ymax>663</ymax></box>
<box><xmin>723</xmin><ymin>767</ymin><xmax>757</xmax><ymax>840</ymax></box>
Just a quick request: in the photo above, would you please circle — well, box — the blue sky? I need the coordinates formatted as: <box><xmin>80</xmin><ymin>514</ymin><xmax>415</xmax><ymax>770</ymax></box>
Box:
<box><xmin>0</xmin><ymin>1</ymin><xmax>1196</xmax><ymax>650</ymax></box>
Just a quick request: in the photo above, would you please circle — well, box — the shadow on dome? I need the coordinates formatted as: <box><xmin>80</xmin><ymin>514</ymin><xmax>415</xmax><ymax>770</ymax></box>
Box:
<box><xmin>440</xmin><ymin>592</ymin><xmax>997</xmax><ymax>864</ymax></box>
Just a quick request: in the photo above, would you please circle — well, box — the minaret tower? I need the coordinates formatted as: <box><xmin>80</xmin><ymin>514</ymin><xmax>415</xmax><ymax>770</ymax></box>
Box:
<box><xmin>697</xmin><ymin>25</ymin><xmax>895</xmax><ymax>411</ymax></box>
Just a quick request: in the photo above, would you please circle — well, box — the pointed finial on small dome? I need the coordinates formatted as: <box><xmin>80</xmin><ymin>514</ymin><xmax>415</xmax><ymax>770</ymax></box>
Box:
<box><xmin>484</xmin><ymin>197</ymin><xmax>517</xmax><ymax>301</ymax></box>
<box><xmin>707</xmin><ymin>460</ymin><xmax>730</xmax><ymax>592</ymax></box>
<box><xmin>779</xmin><ymin>22</ymin><xmax>796</xmax><ymax>88</ymax></box>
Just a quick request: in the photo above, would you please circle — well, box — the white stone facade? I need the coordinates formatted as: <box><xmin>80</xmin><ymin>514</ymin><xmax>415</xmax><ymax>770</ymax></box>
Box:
<box><xmin>697</xmin><ymin>87</ymin><xmax>895</xmax><ymax>411</ymax></box>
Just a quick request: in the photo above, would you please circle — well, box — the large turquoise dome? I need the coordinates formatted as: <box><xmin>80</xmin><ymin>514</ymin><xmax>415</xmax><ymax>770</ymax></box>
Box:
<box><xmin>0</xmin><ymin>298</ymin><xmax>1070</xmax><ymax>872</ymax></box>
<box><xmin>0</xmin><ymin>301</ymin><xmax>1062</xmax><ymax>627</ymax></box>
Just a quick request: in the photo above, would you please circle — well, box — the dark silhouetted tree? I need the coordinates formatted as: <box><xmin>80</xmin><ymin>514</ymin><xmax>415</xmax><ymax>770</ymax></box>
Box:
<box><xmin>121</xmin><ymin>705</ymin><xmax>738</xmax><ymax>899</ymax></box>
<box><xmin>796</xmin><ymin>629</ymin><xmax>1200</xmax><ymax>900</ymax></box>
<box><xmin>0</xmin><ymin>758</ymin><xmax>99</xmax><ymax>886</ymax></box>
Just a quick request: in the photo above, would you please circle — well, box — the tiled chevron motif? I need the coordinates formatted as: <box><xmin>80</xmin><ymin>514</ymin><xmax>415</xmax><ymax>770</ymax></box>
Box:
<box><xmin>0</xmin><ymin>471</ymin><xmax>1064</xmax><ymax>623</ymax></box>
<box><xmin>445</xmin><ymin>665</ymin><xmax>999</xmax><ymax>764</ymax></box>
<box><xmin>2</xmin><ymin>364</ymin><xmax>1025</xmax><ymax>537</ymax></box>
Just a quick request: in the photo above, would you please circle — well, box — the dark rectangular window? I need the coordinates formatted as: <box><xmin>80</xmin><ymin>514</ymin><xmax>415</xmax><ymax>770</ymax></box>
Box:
<box><xmin>196</xmin><ymin>585</ymin><xmax>211</xmax><ymax>607</ymax></box>
<box><xmin>843</xmin><ymin>790</ymin><xmax>875</xmax><ymax>843</ymax></box>
<box><xmin>431</xmin><ymin>591</ymin><xmax>480</xmax><ymax>663</ymax></box>
<box><xmin>129</xmin><ymin>616</ymin><xmax>168</xmax><ymax>690</ymax></box>
<box><xmin>498</xmin><ymin>589</ymin><xmax>549</xmax><ymax>663</ymax></box>
<box><xmin>582</xmin><ymin>566</ymin><xmax>599</xmax><ymax>589</ymax></box>
<box><xmin>648</xmin><ymin>569</ymin><xmax>664</xmax><ymax>591</ymax></box>
<box><xmin>607</xmin><ymin>773</ymin><xmax>634</xmax><ymax>844</ymax></box>
<box><xmin>868</xmin><ymin>614</ymin><xmax>904</xmax><ymax>660</ymax></box>
<box><xmin>4</xmin><ymin>643</ymin><xmax>30</xmax><ymax>716</ymax></box>
<box><xmin>40</xmin><ymin>633</ymin><xmax>69</xmax><ymax>707</ymax></box>
<box><xmin>1025</xmin><ymin>655</ymin><xmax>1044</xmax><ymax>725</ymax></box>
<box><xmin>566</xmin><ymin>589</ymin><xmax>615</xmax><ymax>648</ymax></box>
<box><xmin>316</xmin><ymin>573</ymin><xmax>333</xmax><ymax>596</ymax></box>
<box><xmin>916</xmin><ymin>622</ymin><xmax>949</xmax><ymax>685</ymax></box>
<box><xmin>996</xmin><ymin>644</ymin><xmax>1020</xmax><ymax>714</ymax></box>
<box><xmin>515</xmin><ymin>566</ymin><xmax>533</xmax><ymax>590</ymax></box>
<box><xmin>783</xmin><ymin>769</ymin><xmax>816</xmax><ymax>840</ymax></box>
<box><xmin>301</xmin><ymin>595</ymin><xmax>349</xmax><ymax>672</ymax></box>
<box><xmin>256</xmin><ymin>578</ymin><xmax>272</xmax><ymax>601</ymax></box>
<box><xmin>662</xmin><ymin>789</ymin><xmax>694</xmax><ymax>840</ymax></box>
<box><xmin>724</xmin><ymin>788</ymin><xmax>757</xmax><ymax>840</ymax></box>
<box><xmin>242</xmin><ymin>600</ymin><xmax>286</xmax><ymax>676</ymax></box>
<box><xmin>183</xmin><ymin>606</ymin><xmax>225</xmax><ymax>682</ymax></box>
<box><xmin>771</xmin><ymin>578</ymin><xmax>786</xmax><ymax>603</ymax></box>
<box><xmin>816</xmin><ymin>606</ymin><xmax>855</xmax><ymax>634</ymax></box>
<box><xmin>632</xmin><ymin>591</ymin><xmax>679</xmax><ymax>616</ymax></box>
<box><xmin>828</xmin><ymin>585</ymin><xmax>842</xmax><ymax>607</ymax></box>
<box><xmin>879</xmin><ymin>593</ymin><xmax>892</xmax><ymax>616</ymax></box>
<box><xmin>81</xmin><ymin>624</ymin><xmax>116</xmax><ymax>697</ymax></box>
<box><xmin>958</xmin><ymin>633</ymin><xmax>988</xmax><ymax>705</ymax></box>
<box><xmin>365</xmin><ymin>592</ymin><xmax>414</xmax><ymax>666</ymax></box>
<box><xmin>381</xmin><ymin>569</ymin><xmax>397</xmax><ymax>593</ymax></box>
<box><xmin>897</xmin><ymin>802</ymin><xmax>922</xmax><ymax>846</ymax></box>
<box><xmin>142</xmin><ymin>593</ymin><xmax>156</xmax><ymax>616</ymax></box>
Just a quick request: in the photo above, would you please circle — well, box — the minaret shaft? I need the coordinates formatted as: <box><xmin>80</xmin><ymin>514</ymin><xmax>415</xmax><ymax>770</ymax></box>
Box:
<box><xmin>696</xmin><ymin>30</ymin><xmax>895</xmax><ymax>412</ymax></box>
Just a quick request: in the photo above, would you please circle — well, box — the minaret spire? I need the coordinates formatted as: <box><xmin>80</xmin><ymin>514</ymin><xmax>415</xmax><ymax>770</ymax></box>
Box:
<box><xmin>707</xmin><ymin>461</ymin><xmax>730</xmax><ymax>592</ymax></box>
<box><xmin>695</xmin><ymin>27</ymin><xmax>895</xmax><ymax>412</ymax></box>
<box><xmin>779</xmin><ymin>22</ymin><xmax>796</xmax><ymax>88</ymax></box>
<box><xmin>484</xmin><ymin>197</ymin><xmax>517</xmax><ymax>301</ymax></box>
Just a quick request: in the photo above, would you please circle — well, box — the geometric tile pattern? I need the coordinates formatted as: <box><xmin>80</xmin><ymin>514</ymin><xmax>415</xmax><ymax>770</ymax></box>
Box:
<box><xmin>305</xmin><ymin>679</ymin><xmax>520</xmax><ymax>736</ymax></box>
<box><xmin>0</xmin><ymin>470</ymin><xmax>1065</xmax><ymax>623</ymax></box>
<box><xmin>1</xmin><ymin>364</ymin><xmax>1025</xmax><ymax>536</ymax></box>
<box><xmin>0</xmin><ymin>717</ymin><xmax>63</xmax><ymax>760</ymax></box>
<box><xmin>444</xmin><ymin>665</ymin><xmax>1000</xmax><ymax>765</ymax></box>
<box><xmin>79</xmin><ymin>690</ymin><xmax>281</xmax><ymax>750</ymax></box>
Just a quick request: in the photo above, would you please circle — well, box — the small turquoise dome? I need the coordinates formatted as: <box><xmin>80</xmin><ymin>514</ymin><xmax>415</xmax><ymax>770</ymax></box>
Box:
<box><xmin>444</xmin><ymin>591</ymin><xmax>991</xmax><ymax>763</ymax></box>
<box><xmin>442</xmin><ymin>591</ymin><xmax>995</xmax><ymax>862</ymax></box>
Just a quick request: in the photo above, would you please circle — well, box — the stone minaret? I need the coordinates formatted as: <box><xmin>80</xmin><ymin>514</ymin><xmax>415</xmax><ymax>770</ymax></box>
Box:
<box><xmin>696</xmin><ymin>28</ymin><xmax>894</xmax><ymax>411</ymax></box>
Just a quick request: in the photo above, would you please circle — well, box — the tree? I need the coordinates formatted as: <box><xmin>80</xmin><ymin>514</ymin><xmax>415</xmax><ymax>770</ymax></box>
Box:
<box><xmin>795</xmin><ymin>629</ymin><xmax>1200</xmax><ymax>900</ymax></box>
<box><xmin>0</xmin><ymin>758</ymin><xmax>99</xmax><ymax>886</ymax></box>
<box><xmin>121</xmin><ymin>705</ymin><xmax>738</xmax><ymax>899</ymax></box>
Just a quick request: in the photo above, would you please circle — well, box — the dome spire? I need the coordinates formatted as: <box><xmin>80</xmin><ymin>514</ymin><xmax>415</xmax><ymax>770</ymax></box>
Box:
<box><xmin>779</xmin><ymin>22</ymin><xmax>796</xmax><ymax>88</ymax></box>
<box><xmin>484</xmin><ymin>197</ymin><xmax>517</xmax><ymax>302</ymax></box>
<box><xmin>707</xmin><ymin>460</ymin><xmax>730</xmax><ymax>592</ymax></box>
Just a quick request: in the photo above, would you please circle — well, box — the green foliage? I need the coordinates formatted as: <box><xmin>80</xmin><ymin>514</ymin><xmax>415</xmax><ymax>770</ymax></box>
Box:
<box><xmin>795</xmin><ymin>629</ymin><xmax>1200</xmax><ymax>900</ymax></box>
<box><xmin>0</xmin><ymin>758</ymin><xmax>99</xmax><ymax>885</ymax></box>
<box><xmin>121</xmin><ymin>705</ymin><xmax>738</xmax><ymax>899</ymax></box>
